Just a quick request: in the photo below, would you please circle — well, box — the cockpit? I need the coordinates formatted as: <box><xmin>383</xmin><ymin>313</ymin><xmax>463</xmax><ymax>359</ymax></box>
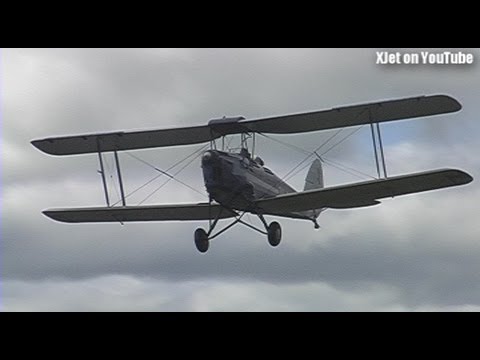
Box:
<box><xmin>239</xmin><ymin>148</ymin><xmax>251</xmax><ymax>159</ymax></box>
<box><xmin>254</xmin><ymin>156</ymin><xmax>264</xmax><ymax>166</ymax></box>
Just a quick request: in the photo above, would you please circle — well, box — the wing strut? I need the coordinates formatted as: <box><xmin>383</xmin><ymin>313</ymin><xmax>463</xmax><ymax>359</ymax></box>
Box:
<box><xmin>96</xmin><ymin>138</ymin><xmax>111</xmax><ymax>207</ymax></box>
<box><xmin>96</xmin><ymin>137</ymin><xmax>127</xmax><ymax>208</ymax></box>
<box><xmin>97</xmin><ymin>150</ymin><xmax>110</xmax><ymax>207</ymax></box>
<box><xmin>369</xmin><ymin>108</ymin><xmax>388</xmax><ymax>179</ymax></box>
<box><xmin>114</xmin><ymin>150</ymin><xmax>127</xmax><ymax>206</ymax></box>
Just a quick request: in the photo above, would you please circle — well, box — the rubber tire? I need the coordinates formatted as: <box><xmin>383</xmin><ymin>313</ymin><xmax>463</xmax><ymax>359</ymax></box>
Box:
<box><xmin>267</xmin><ymin>221</ymin><xmax>282</xmax><ymax>247</ymax></box>
<box><xmin>194</xmin><ymin>228</ymin><xmax>209</xmax><ymax>253</ymax></box>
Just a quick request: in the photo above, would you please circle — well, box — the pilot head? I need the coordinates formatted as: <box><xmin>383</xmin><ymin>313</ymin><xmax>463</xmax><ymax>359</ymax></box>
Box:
<box><xmin>240</xmin><ymin>148</ymin><xmax>251</xmax><ymax>159</ymax></box>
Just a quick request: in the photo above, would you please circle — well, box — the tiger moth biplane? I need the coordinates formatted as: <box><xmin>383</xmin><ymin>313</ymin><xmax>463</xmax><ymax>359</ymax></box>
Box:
<box><xmin>31</xmin><ymin>95</ymin><xmax>473</xmax><ymax>253</ymax></box>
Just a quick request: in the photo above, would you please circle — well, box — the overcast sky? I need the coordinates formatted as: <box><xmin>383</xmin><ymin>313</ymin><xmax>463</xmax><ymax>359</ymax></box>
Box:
<box><xmin>2</xmin><ymin>48</ymin><xmax>480</xmax><ymax>311</ymax></box>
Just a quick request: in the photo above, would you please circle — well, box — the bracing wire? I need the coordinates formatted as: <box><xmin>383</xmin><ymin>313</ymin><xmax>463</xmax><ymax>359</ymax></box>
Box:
<box><xmin>262</xmin><ymin>107</ymin><xmax>371</xmax><ymax>186</ymax></box>
<box><xmin>283</xmin><ymin>160</ymin><xmax>315</xmax><ymax>183</ymax></box>
<box><xmin>109</xmin><ymin>144</ymin><xmax>209</xmax><ymax>206</ymax></box>
<box><xmin>278</xmin><ymin>128</ymin><xmax>344</xmax><ymax>182</ymax></box>
<box><xmin>322</xmin><ymin>157</ymin><xmax>376</xmax><ymax>180</ymax></box>
<box><xmin>319</xmin><ymin>126</ymin><xmax>364</xmax><ymax>157</ymax></box>
<box><xmin>283</xmin><ymin>155</ymin><xmax>375</xmax><ymax>184</ymax></box>
<box><xmin>137</xmin><ymin>149</ymin><xmax>207</xmax><ymax>205</ymax></box>
<box><xmin>261</xmin><ymin>125</ymin><xmax>370</xmax><ymax>187</ymax></box>
<box><xmin>257</xmin><ymin>133</ymin><xmax>311</xmax><ymax>156</ymax></box>
<box><xmin>272</xmin><ymin>129</ymin><xmax>343</xmax><ymax>181</ymax></box>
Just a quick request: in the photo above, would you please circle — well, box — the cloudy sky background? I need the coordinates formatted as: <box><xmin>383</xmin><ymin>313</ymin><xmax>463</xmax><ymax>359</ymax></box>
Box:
<box><xmin>2</xmin><ymin>48</ymin><xmax>480</xmax><ymax>311</ymax></box>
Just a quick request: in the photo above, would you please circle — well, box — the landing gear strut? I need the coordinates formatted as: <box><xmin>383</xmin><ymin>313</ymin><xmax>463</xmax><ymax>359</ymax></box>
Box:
<box><xmin>193</xmin><ymin>206</ymin><xmax>284</xmax><ymax>252</ymax></box>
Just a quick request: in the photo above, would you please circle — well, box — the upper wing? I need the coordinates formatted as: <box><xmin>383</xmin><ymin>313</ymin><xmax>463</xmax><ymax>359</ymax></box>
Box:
<box><xmin>31</xmin><ymin>95</ymin><xmax>460</xmax><ymax>156</ymax></box>
<box><xmin>256</xmin><ymin>169</ymin><xmax>473</xmax><ymax>213</ymax></box>
<box><xmin>43</xmin><ymin>203</ymin><xmax>237</xmax><ymax>223</ymax></box>
<box><xmin>31</xmin><ymin>125</ymin><xmax>216</xmax><ymax>156</ymax></box>
<box><xmin>242</xmin><ymin>95</ymin><xmax>460</xmax><ymax>134</ymax></box>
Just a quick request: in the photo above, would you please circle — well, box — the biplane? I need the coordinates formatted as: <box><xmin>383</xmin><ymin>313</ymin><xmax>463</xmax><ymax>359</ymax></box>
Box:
<box><xmin>31</xmin><ymin>95</ymin><xmax>473</xmax><ymax>253</ymax></box>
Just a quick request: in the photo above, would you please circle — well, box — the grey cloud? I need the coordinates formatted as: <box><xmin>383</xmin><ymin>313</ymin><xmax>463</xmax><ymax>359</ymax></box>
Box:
<box><xmin>4</xmin><ymin>172</ymin><xmax>479</xmax><ymax>307</ymax></box>
<box><xmin>5</xmin><ymin>276</ymin><xmax>480</xmax><ymax>312</ymax></box>
<box><xmin>4</xmin><ymin>276</ymin><xmax>402</xmax><ymax>312</ymax></box>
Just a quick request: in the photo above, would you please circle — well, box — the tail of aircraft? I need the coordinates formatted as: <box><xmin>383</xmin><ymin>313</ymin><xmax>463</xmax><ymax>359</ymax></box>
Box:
<box><xmin>304</xmin><ymin>159</ymin><xmax>324</xmax><ymax>191</ymax></box>
<box><xmin>304</xmin><ymin>159</ymin><xmax>325</xmax><ymax>220</ymax></box>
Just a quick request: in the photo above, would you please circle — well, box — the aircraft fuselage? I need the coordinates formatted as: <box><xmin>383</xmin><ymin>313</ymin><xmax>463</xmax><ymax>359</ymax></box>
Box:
<box><xmin>201</xmin><ymin>149</ymin><xmax>315</xmax><ymax>221</ymax></box>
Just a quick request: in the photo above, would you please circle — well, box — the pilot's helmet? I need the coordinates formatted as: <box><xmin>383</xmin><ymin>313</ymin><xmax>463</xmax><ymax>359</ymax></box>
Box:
<box><xmin>254</xmin><ymin>156</ymin><xmax>264</xmax><ymax>166</ymax></box>
<box><xmin>240</xmin><ymin>148</ymin><xmax>251</xmax><ymax>158</ymax></box>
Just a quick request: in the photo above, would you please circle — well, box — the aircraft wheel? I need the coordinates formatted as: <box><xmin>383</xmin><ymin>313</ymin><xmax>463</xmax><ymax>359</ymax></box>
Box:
<box><xmin>194</xmin><ymin>228</ymin><xmax>209</xmax><ymax>253</ymax></box>
<box><xmin>267</xmin><ymin>221</ymin><xmax>282</xmax><ymax>247</ymax></box>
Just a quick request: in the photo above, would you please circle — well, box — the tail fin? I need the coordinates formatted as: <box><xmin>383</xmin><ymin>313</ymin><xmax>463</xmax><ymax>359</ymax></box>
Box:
<box><xmin>304</xmin><ymin>159</ymin><xmax>324</xmax><ymax>191</ymax></box>
<box><xmin>304</xmin><ymin>159</ymin><xmax>325</xmax><ymax>221</ymax></box>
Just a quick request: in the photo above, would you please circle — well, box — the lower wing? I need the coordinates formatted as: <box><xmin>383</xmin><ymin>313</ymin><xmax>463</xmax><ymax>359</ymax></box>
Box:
<box><xmin>256</xmin><ymin>169</ymin><xmax>472</xmax><ymax>214</ymax></box>
<box><xmin>42</xmin><ymin>169</ymin><xmax>472</xmax><ymax>224</ymax></box>
<box><xmin>43</xmin><ymin>203</ymin><xmax>237</xmax><ymax>223</ymax></box>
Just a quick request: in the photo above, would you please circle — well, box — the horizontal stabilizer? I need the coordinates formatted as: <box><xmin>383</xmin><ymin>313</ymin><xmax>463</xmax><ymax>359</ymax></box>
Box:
<box><xmin>44</xmin><ymin>203</ymin><xmax>237</xmax><ymax>223</ymax></box>
<box><xmin>256</xmin><ymin>169</ymin><xmax>473</xmax><ymax>213</ymax></box>
<box><xmin>31</xmin><ymin>95</ymin><xmax>461</xmax><ymax>156</ymax></box>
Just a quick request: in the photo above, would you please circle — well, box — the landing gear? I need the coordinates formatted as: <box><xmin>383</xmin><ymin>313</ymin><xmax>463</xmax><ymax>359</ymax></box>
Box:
<box><xmin>267</xmin><ymin>221</ymin><xmax>282</xmax><ymax>247</ymax></box>
<box><xmin>193</xmin><ymin>206</ymin><xmax>284</xmax><ymax>252</ymax></box>
<box><xmin>194</xmin><ymin>228</ymin><xmax>209</xmax><ymax>253</ymax></box>
<box><xmin>256</xmin><ymin>215</ymin><xmax>281</xmax><ymax>248</ymax></box>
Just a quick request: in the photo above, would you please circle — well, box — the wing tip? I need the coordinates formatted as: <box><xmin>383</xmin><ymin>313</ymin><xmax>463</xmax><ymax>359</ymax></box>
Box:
<box><xmin>31</xmin><ymin>139</ymin><xmax>59</xmax><ymax>156</ymax></box>
<box><xmin>43</xmin><ymin>209</ymin><xmax>75</xmax><ymax>223</ymax></box>
<box><xmin>449</xmin><ymin>169</ymin><xmax>473</xmax><ymax>185</ymax></box>
<box><xmin>433</xmin><ymin>94</ymin><xmax>462</xmax><ymax>113</ymax></box>
<box><xmin>32</xmin><ymin>138</ymin><xmax>77</xmax><ymax>156</ymax></box>
<box><xmin>31</xmin><ymin>139</ymin><xmax>42</xmax><ymax>149</ymax></box>
<box><xmin>43</xmin><ymin>210</ymin><xmax>60</xmax><ymax>221</ymax></box>
<box><xmin>438</xmin><ymin>168</ymin><xmax>473</xmax><ymax>187</ymax></box>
